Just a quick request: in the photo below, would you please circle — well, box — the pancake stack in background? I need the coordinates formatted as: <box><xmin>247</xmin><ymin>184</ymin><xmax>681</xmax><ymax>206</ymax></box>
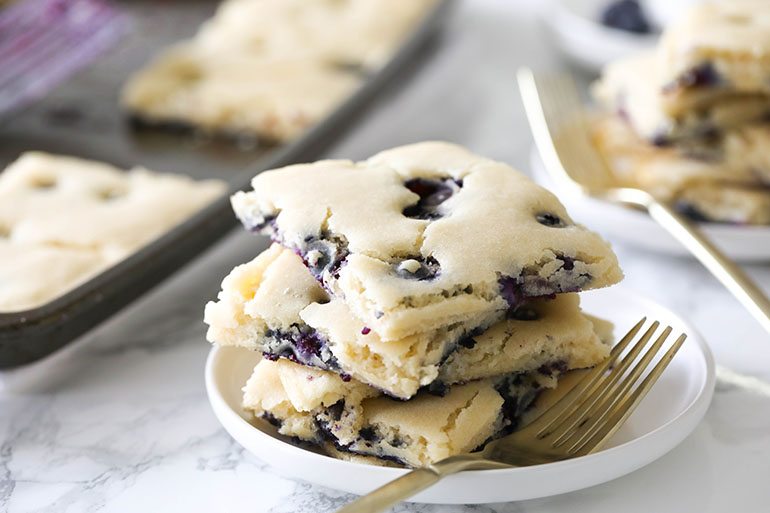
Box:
<box><xmin>592</xmin><ymin>0</ymin><xmax>770</xmax><ymax>225</ymax></box>
<box><xmin>204</xmin><ymin>141</ymin><xmax>624</xmax><ymax>467</ymax></box>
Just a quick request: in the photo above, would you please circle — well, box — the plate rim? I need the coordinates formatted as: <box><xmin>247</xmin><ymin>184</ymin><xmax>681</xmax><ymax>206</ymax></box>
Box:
<box><xmin>205</xmin><ymin>286</ymin><xmax>716</xmax><ymax>503</ymax></box>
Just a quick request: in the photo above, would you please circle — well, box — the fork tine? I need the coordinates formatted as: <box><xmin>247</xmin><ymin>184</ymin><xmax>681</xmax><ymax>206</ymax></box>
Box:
<box><xmin>547</xmin><ymin>76</ymin><xmax>613</xmax><ymax>187</ymax></box>
<box><xmin>518</xmin><ymin>68</ymin><xmax>577</xmax><ymax>188</ymax></box>
<box><xmin>568</xmin><ymin>333</ymin><xmax>688</xmax><ymax>457</ymax></box>
<box><xmin>544</xmin><ymin>322</ymin><xmax>664</xmax><ymax>443</ymax></box>
<box><xmin>556</xmin><ymin>326</ymin><xmax>673</xmax><ymax>449</ymax></box>
<box><xmin>523</xmin><ymin>317</ymin><xmax>647</xmax><ymax>434</ymax></box>
<box><xmin>517</xmin><ymin>68</ymin><xmax>615</xmax><ymax>189</ymax></box>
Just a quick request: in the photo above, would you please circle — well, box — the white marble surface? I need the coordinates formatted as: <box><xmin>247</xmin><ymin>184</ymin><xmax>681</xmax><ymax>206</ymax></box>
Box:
<box><xmin>3</xmin><ymin>0</ymin><xmax>770</xmax><ymax>511</ymax></box>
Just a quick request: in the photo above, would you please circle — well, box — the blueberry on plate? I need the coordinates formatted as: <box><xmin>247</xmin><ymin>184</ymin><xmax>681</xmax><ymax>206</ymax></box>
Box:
<box><xmin>600</xmin><ymin>0</ymin><xmax>651</xmax><ymax>34</ymax></box>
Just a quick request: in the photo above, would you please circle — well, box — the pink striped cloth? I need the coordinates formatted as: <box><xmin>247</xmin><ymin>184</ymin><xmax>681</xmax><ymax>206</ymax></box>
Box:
<box><xmin>0</xmin><ymin>0</ymin><xmax>128</xmax><ymax>116</ymax></box>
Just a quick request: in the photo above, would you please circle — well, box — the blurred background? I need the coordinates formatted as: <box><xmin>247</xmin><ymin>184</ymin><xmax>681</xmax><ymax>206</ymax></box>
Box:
<box><xmin>2</xmin><ymin>1</ymin><xmax>769</xmax><ymax>512</ymax></box>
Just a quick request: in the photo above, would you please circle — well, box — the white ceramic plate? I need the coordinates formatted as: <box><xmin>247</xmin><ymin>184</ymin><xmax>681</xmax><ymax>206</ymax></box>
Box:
<box><xmin>206</xmin><ymin>287</ymin><xmax>715</xmax><ymax>504</ymax></box>
<box><xmin>540</xmin><ymin>0</ymin><xmax>709</xmax><ymax>73</ymax></box>
<box><xmin>530</xmin><ymin>148</ymin><xmax>770</xmax><ymax>262</ymax></box>
<box><xmin>539</xmin><ymin>0</ymin><xmax>658</xmax><ymax>72</ymax></box>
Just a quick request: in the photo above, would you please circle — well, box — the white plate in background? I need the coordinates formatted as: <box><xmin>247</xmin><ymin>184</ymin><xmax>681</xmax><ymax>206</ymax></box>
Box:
<box><xmin>539</xmin><ymin>0</ymin><xmax>658</xmax><ymax>72</ymax></box>
<box><xmin>206</xmin><ymin>287</ymin><xmax>715</xmax><ymax>504</ymax></box>
<box><xmin>530</xmin><ymin>148</ymin><xmax>770</xmax><ymax>262</ymax></box>
<box><xmin>539</xmin><ymin>0</ymin><xmax>707</xmax><ymax>73</ymax></box>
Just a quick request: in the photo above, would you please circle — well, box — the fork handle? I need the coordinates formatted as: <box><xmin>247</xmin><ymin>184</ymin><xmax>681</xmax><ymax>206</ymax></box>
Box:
<box><xmin>335</xmin><ymin>455</ymin><xmax>503</xmax><ymax>513</ymax></box>
<box><xmin>334</xmin><ymin>468</ymin><xmax>444</xmax><ymax>513</ymax></box>
<box><xmin>646</xmin><ymin>199</ymin><xmax>770</xmax><ymax>334</ymax></box>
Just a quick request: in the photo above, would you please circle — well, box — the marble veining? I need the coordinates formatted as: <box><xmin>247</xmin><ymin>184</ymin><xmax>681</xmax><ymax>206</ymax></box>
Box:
<box><xmin>2</xmin><ymin>0</ymin><xmax>770</xmax><ymax>511</ymax></box>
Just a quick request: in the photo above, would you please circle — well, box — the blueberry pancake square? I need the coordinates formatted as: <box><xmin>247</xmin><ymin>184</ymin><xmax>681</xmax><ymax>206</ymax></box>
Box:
<box><xmin>232</xmin><ymin>142</ymin><xmax>623</xmax><ymax>341</ymax></box>
<box><xmin>123</xmin><ymin>0</ymin><xmax>437</xmax><ymax>142</ymax></box>
<box><xmin>204</xmin><ymin>244</ymin><xmax>612</xmax><ymax>399</ymax></box>
<box><xmin>242</xmin><ymin>358</ymin><xmax>563</xmax><ymax>468</ymax></box>
<box><xmin>0</xmin><ymin>152</ymin><xmax>226</xmax><ymax>259</ymax></box>
<box><xmin>592</xmin><ymin>51</ymin><xmax>770</xmax><ymax>143</ymax></box>
<box><xmin>122</xmin><ymin>44</ymin><xmax>361</xmax><ymax>143</ymax></box>
<box><xmin>0</xmin><ymin>152</ymin><xmax>225</xmax><ymax>311</ymax></box>
<box><xmin>0</xmin><ymin>241</ymin><xmax>107</xmax><ymax>312</ymax></box>
<box><xmin>592</xmin><ymin>115</ymin><xmax>770</xmax><ymax>224</ymax></box>
<box><xmin>659</xmin><ymin>0</ymin><xmax>770</xmax><ymax>113</ymax></box>
<box><xmin>195</xmin><ymin>0</ymin><xmax>439</xmax><ymax>71</ymax></box>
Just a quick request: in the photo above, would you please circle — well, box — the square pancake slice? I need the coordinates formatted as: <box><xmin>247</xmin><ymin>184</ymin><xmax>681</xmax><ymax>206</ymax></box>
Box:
<box><xmin>0</xmin><ymin>152</ymin><xmax>225</xmax><ymax>312</ymax></box>
<box><xmin>0</xmin><ymin>241</ymin><xmax>107</xmax><ymax>312</ymax></box>
<box><xmin>204</xmin><ymin>244</ymin><xmax>612</xmax><ymax>399</ymax></box>
<box><xmin>123</xmin><ymin>0</ymin><xmax>437</xmax><ymax>142</ymax></box>
<box><xmin>659</xmin><ymin>1</ymin><xmax>770</xmax><ymax>114</ymax></box>
<box><xmin>231</xmin><ymin>141</ymin><xmax>623</xmax><ymax>342</ymax></box>
<box><xmin>122</xmin><ymin>44</ymin><xmax>361</xmax><ymax>143</ymax></box>
<box><xmin>592</xmin><ymin>114</ymin><xmax>770</xmax><ymax>224</ymax></box>
<box><xmin>592</xmin><ymin>51</ymin><xmax>770</xmax><ymax>143</ymax></box>
<box><xmin>242</xmin><ymin>358</ymin><xmax>567</xmax><ymax>468</ymax></box>
<box><xmin>195</xmin><ymin>0</ymin><xmax>438</xmax><ymax>71</ymax></box>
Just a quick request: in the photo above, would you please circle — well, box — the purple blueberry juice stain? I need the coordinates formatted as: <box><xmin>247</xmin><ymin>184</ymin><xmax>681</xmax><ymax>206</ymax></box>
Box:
<box><xmin>537</xmin><ymin>360</ymin><xmax>569</xmax><ymax>376</ymax></box>
<box><xmin>292</xmin><ymin>231</ymin><xmax>350</xmax><ymax>284</ymax></box>
<box><xmin>508</xmin><ymin>305</ymin><xmax>539</xmax><ymax>321</ymax></box>
<box><xmin>499</xmin><ymin>275</ymin><xmax>526</xmax><ymax>310</ymax></box>
<box><xmin>665</xmin><ymin>62</ymin><xmax>722</xmax><ymax>92</ymax></box>
<box><xmin>262</xmin><ymin>327</ymin><xmax>340</xmax><ymax>371</ymax></box>
<box><xmin>500</xmin><ymin>257</ymin><xmax>589</xmax><ymax>308</ymax></box>
<box><xmin>681</xmin><ymin>62</ymin><xmax>721</xmax><ymax>88</ymax></box>
<box><xmin>458</xmin><ymin>336</ymin><xmax>477</xmax><ymax>349</ymax></box>
<box><xmin>328</xmin><ymin>437</ymin><xmax>408</xmax><ymax>466</ymax></box>
<box><xmin>535</xmin><ymin>212</ymin><xmax>567</xmax><ymax>228</ymax></box>
<box><xmin>496</xmin><ymin>379</ymin><xmax>542</xmax><ymax>434</ymax></box>
<box><xmin>261</xmin><ymin>413</ymin><xmax>283</xmax><ymax>428</ymax></box>
<box><xmin>651</xmin><ymin>132</ymin><xmax>672</xmax><ymax>147</ymax></box>
<box><xmin>394</xmin><ymin>255</ymin><xmax>441</xmax><ymax>281</ymax></box>
<box><xmin>616</xmin><ymin>94</ymin><xmax>630</xmax><ymax>122</ymax></box>
<box><xmin>457</xmin><ymin>325</ymin><xmax>485</xmax><ymax>350</ymax></box>
<box><xmin>402</xmin><ymin>177</ymin><xmax>462</xmax><ymax>220</ymax></box>
<box><xmin>327</xmin><ymin>400</ymin><xmax>345</xmax><ymax>421</ymax></box>
<box><xmin>557</xmin><ymin>255</ymin><xmax>575</xmax><ymax>271</ymax></box>
<box><xmin>243</xmin><ymin>214</ymin><xmax>276</xmax><ymax>233</ymax></box>
<box><xmin>427</xmin><ymin>380</ymin><xmax>450</xmax><ymax>397</ymax></box>
<box><xmin>294</xmin><ymin>331</ymin><xmax>325</xmax><ymax>360</ymax></box>
<box><xmin>358</xmin><ymin>427</ymin><xmax>379</xmax><ymax>442</ymax></box>
<box><xmin>361</xmin><ymin>327</ymin><xmax>371</xmax><ymax>335</ymax></box>
<box><xmin>674</xmin><ymin>201</ymin><xmax>711</xmax><ymax>223</ymax></box>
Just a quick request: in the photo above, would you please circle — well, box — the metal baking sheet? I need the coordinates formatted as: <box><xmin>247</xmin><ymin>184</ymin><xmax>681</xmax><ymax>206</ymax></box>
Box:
<box><xmin>0</xmin><ymin>0</ymin><xmax>454</xmax><ymax>368</ymax></box>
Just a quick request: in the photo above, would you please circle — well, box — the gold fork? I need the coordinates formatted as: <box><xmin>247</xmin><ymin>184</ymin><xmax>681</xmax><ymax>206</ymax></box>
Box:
<box><xmin>336</xmin><ymin>318</ymin><xmax>687</xmax><ymax>513</ymax></box>
<box><xmin>517</xmin><ymin>67</ymin><xmax>770</xmax><ymax>335</ymax></box>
